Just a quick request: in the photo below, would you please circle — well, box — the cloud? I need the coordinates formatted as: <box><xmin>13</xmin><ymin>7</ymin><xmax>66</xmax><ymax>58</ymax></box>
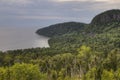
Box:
<box><xmin>18</xmin><ymin>15</ymin><xmax>64</xmax><ymax>20</ymax></box>
<box><xmin>0</xmin><ymin>0</ymin><xmax>120</xmax><ymax>27</ymax></box>
<box><xmin>0</xmin><ymin>0</ymin><xmax>33</xmax><ymax>5</ymax></box>
<box><xmin>54</xmin><ymin>0</ymin><xmax>120</xmax><ymax>3</ymax></box>
<box><xmin>54</xmin><ymin>0</ymin><xmax>88</xmax><ymax>2</ymax></box>
<box><xmin>16</xmin><ymin>15</ymin><xmax>86</xmax><ymax>21</ymax></box>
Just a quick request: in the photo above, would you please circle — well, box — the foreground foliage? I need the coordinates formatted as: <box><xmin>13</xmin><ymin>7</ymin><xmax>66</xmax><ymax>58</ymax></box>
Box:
<box><xmin>0</xmin><ymin>45</ymin><xmax>120</xmax><ymax>80</ymax></box>
<box><xmin>0</xmin><ymin>63</ymin><xmax>47</xmax><ymax>80</ymax></box>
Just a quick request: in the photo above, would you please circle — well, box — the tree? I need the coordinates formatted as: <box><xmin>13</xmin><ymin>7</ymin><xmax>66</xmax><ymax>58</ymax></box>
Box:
<box><xmin>115</xmin><ymin>68</ymin><xmax>120</xmax><ymax>80</ymax></box>
<box><xmin>83</xmin><ymin>67</ymin><xmax>97</xmax><ymax>80</ymax></box>
<box><xmin>0</xmin><ymin>63</ymin><xmax>47</xmax><ymax>80</ymax></box>
<box><xmin>77</xmin><ymin>46</ymin><xmax>93</xmax><ymax>75</ymax></box>
<box><xmin>101</xmin><ymin>69</ymin><xmax>114</xmax><ymax>80</ymax></box>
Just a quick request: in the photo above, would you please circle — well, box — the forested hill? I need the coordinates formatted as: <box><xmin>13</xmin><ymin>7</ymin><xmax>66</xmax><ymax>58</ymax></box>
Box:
<box><xmin>36</xmin><ymin>22</ymin><xmax>87</xmax><ymax>37</ymax></box>
<box><xmin>36</xmin><ymin>9</ymin><xmax>120</xmax><ymax>52</ymax></box>
<box><xmin>37</xmin><ymin>9</ymin><xmax>120</xmax><ymax>36</ymax></box>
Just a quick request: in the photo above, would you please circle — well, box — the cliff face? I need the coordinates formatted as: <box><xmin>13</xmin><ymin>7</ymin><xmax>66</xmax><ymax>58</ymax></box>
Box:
<box><xmin>91</xmin><ymin>9</ymin><xmax>120</xmax><ymax>25</ymax></box>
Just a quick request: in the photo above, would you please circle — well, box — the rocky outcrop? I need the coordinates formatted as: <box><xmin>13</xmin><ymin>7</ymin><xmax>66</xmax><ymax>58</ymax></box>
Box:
<box><xmin>91</xmin><ymin>9</ymin><xmax>120</xmax><ymax>25</ymax></box>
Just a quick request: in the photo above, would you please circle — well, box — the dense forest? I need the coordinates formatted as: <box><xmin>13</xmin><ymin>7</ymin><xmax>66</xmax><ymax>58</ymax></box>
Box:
<box><xmin>0</xmin><ymin>9</ymin><xmax>120</xmax><ymax>80</ymax></box>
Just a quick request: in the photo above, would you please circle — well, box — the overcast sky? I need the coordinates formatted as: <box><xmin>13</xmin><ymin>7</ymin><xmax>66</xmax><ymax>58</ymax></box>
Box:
<box><xmin>0</xmin><ymin>0</ymin><xmax>120</xmax><ymax>28</ymax></box>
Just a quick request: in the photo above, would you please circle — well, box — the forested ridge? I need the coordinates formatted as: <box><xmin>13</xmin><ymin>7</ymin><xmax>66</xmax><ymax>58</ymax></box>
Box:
<box><xmin>0</xmin><ymin>9</ymin><xmax>120</xmax><ymax>80</ymax></box>
<box><xmin>36</xmin><ymin>22</ymin><xmax>87</xmax><ymax>37</ymax></box>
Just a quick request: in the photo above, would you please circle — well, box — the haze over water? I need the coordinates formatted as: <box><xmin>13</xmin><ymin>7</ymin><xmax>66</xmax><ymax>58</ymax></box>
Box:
<box><xmin>0</xmin><ymin>27</ymin><xmax>49</xmax><ymax>51</ymax></box>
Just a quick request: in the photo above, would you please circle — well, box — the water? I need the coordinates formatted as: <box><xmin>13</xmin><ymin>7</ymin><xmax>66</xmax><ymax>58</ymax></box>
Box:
<box><xmin>0</xmin><ymin>27</ymin><xmax>49</xmax><ymax>51</ymax></box>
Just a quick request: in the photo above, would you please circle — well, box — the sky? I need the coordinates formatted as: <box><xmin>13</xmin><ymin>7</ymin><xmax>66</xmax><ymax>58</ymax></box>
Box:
<box><xmin>0</xmin><ymin>0</ymin><xmax>120</xmax><ymax>28</ymax></box>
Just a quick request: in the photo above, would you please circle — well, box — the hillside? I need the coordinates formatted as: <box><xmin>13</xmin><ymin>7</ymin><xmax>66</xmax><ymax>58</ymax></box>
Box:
<box><xmin>36</xmin><ymin>22</ymin><xmax>87</xmax><ymax>37</ymax></box>
<box><xmin>87</xmin><ymin>9</ymin><xmax>120</xmax><ymax>33</ymax></box>
<box><xmin>91</xmin><ymin>9</ymin><xmax>120</xmax><ymax>25</ymax></box>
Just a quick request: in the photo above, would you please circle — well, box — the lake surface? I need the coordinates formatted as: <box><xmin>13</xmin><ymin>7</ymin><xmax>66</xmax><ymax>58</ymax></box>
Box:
<box><xmin>0</xmin><ymin>27</ymin><xmax>49</xmax><ymax>51</ymax></box>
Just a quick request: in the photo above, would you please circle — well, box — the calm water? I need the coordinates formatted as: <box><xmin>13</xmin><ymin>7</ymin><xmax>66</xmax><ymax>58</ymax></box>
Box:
<box><xmin>0</xmin><ymin>27</ymin><xmax>49</xmax><ymax>51</ymax></box>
